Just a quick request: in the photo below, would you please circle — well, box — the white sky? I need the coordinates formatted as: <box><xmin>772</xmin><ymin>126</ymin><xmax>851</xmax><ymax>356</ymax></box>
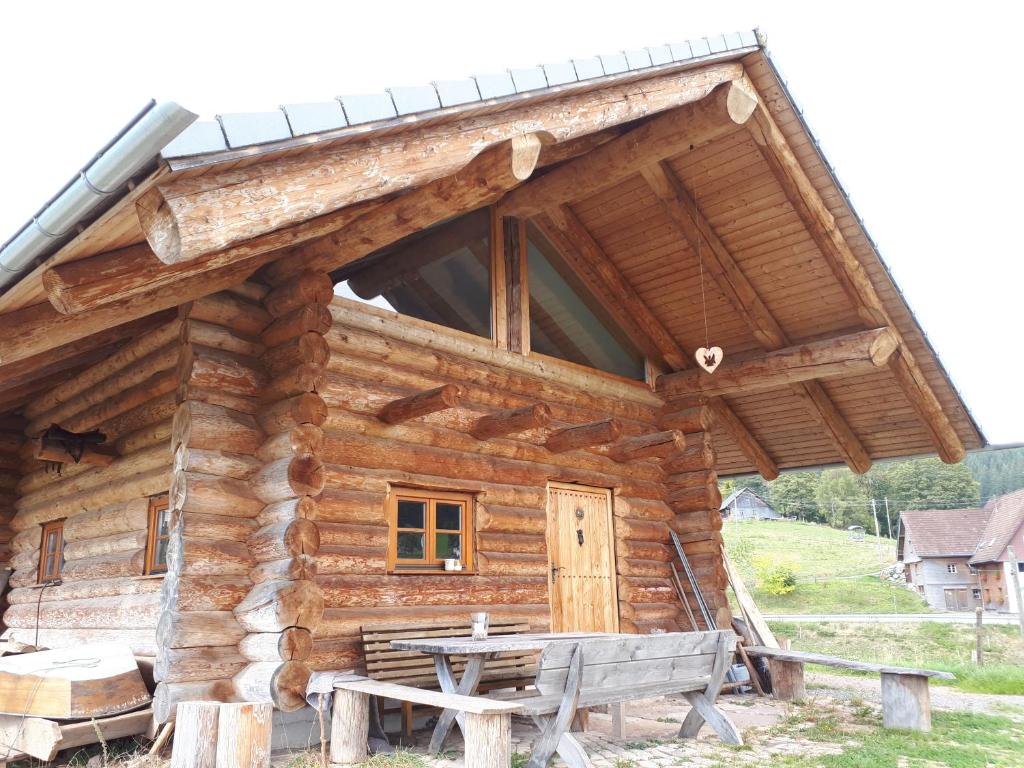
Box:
<box><xmin>2</xmin><ymin>1</ymin><xmax>1022</xmax><ymax>444</ymax></box>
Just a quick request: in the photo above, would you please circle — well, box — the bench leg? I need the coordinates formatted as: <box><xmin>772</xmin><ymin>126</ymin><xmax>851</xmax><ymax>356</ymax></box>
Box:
<box><xmin>611</xmin><ymin>702</ymin><xmax>625</xmax><ymax>739</ymax></box>
<box><xmin>331</xmin><ymin>688</ymin><xmax>369</xmax><ymax>765</ymax></box>
<box><xmin>679</xmin><ymin>691</ymin><xmax>743</xmax><ymax>746</ymax></box>
<box><xmin>881</xmin><ymin>673</ymin><xmax>931</xmax><ymax>732</ymax></box>
<box><xmin>769</xmin><ymin>659</ymin><xmax>806</xmax><ymax>701</ymax></box>
<box><xmin>463</xmin><ymin>712</ymin><xmax>511</xmax><ymax>768</ymax></box>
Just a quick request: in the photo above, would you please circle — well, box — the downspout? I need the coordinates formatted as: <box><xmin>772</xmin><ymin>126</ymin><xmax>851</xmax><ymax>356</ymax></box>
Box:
<box><xmin>0</xmin><ymin>100</ymin><xmax>196</xmax><ymax>291</ymax></box>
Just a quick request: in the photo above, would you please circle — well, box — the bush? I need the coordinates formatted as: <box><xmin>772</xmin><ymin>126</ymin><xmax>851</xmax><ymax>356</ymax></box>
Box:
<box><xmin>754</xmin><ymin>557</ymin><xmax>798</xmax><ymax>595</ymax></box>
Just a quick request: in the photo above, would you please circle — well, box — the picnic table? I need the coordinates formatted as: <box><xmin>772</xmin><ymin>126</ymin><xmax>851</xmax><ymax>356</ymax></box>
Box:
<box><xmin>390</xmin><ymin>631</ymin><xmax>619</xmax><ymax>752</ymax></box>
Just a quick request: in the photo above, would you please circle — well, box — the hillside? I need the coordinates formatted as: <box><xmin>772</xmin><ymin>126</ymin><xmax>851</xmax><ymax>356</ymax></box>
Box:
<box><xmin>721</xmin><ymin>519</ymin><xmax>930</xmax><ymax>614</ymax></box>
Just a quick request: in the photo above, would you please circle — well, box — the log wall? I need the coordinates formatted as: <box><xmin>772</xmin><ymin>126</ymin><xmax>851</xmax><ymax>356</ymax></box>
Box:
<box><xmin>312</xmin><ymin>299</ymin><xmax>730</xmax><ymax>672</ymax></box>
<box><xmin>2</xmin><ymin>320</ymin><xmax>181</xmax><ymax>654</ymax></box>
<box><xmin>0</xmin><ymin>417</ymin><xmax>24</xmax><ymax>627</ymax></box>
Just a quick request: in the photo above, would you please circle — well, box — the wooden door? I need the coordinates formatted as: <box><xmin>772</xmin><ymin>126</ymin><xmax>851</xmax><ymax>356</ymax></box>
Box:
<box><xmin>546</xmin><ymin>483</ymin><xmax>619</xmax><ymax>633</ymax></box>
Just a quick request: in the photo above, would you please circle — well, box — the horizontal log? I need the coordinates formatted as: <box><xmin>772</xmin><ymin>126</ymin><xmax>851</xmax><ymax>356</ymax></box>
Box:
<box><xmin>61</xmin><ymin>548</ymin><xmax>146</xmax><ymax>581</ymax></box>
<box><xmin>617</xmin><ymin>558</ymin><xmax>673</xmax><ymax>578</ymax></box>
<box><xmin>103</xmin><ymin>391</ymin><xmax>179</xmax><ymax>443</ymax></box>
<box><xmin>657</xmin><ymin>327</ymin><xmax>900</xmax><ymax>399</ymax></box>
<box><xmin>3</xmin><ymin>593</ymin><xmax>160</xmax><ymax>630</ymax></box>
<box><xmin>263</xmin><ymin>332</ymin><xmax>330</xmax><ymax>377</ymax></box>
<box><xmin>154</xmin><ymin>646</ymin><xmax>249</xmax><ymax>684</ymax></box>
<box><xmin>612</xmin><ymin>498</ymin><xmax>674</xmax><ymax>522</ymax></box>
<box><xmin>618</xmin><ymin>602</ymin><xmax>681</xmax><ymax>622</ymax></box>
<box><xmin>308</xmin><ymin>638</ymin><xmax>362</xmax><ymax>673</ymax></box>
<box><xmin>318</xmin><ymin>575</ymin><xmax>548</xmax><ymax>609</ymax></box>
<box><xmin>186</xmin><ymin>346</ymin><xmax>267</xmax><ymax>398</ymax></box>
<box><xmin>184</xmin><ymin>318</ymin><xmax>265</xmax><ymax>358</ymax></box>
<box><xmin>318</xmin><ymin>522</ymin><xmax>387</xmax><ymax>549</ymax></box>
<box><xmin>62</xmin><ymin>498</ymin><xmax>149</xmax><ymax>542</ymax></box>
<box><xmin>470</xmin><ymin>404</ymin><xmax>552</xmax><ymax>440</ymax></box>
<box><xmin>261</xmin><ymin>305</ymin><xmax>333</xmax><ymax>348</ymax></box>
<box><xmin>173</xmin><ymin>400</ymin><xmax>262</xmax><ymax>455</ymax></box>
<box><xmin>658</xmin><ymin>406</ymin><xmax>714</xmax><ymax>433</ymax></box>
<box><xmin>232</xmin><ymin>660</ymin><xmax>310</xmax><ymax>712</ymax></box>
<box><xmin>666</xmin><ymin>484</ymin><xmax>723</xmax><ymax>512</ymax></box>
<box><xmin>157</xmin><ymin>610</ymin><xmax>247</xmax><ymax>649</ymax></box>
<box><xmin>379</xmin><ymin>384</ymin><xmax>464</xmax><ymax>425</ymax></box>
<box><xmin>251</xmin><ymin>555</ymin><xmax>318</xmax><ymax>584</ymax></box>
<box><xmin>263</xmin><ymin>364</ymin><xmax>327</xmax><ymax>402</ymax></box>
<box><xmin>174</xmin><ymin>575</ymin><xmax>254</xmax><ymax>612</ymax></box>
<box><xmin>661</xmin><ymin>434</ymin><xmax>716</xmax><ymax>474</ymax></box>
<box><xmin>315</xmin><ymin>489</ymin><xmax>383</xmax><ymax>524</ymax></box>
<box><xmin>608</xmin><ymin>430</ymin><xmax>685</xmax><ymax>463</ymax></box>
<box><xmin>175</xmin><ymin>446</ymin><xmax>262</xmax><ymax>481</ymax></box>
<box><xmin>178</xmin><ymin>537</ymin><xmax>254</xmax><ymax>576</ymax></box>
<box><xmin>181</xmin><ymin>512</ymin><xmax>259</xmax><ymax>542</ymax></box>
<box><xmin>257</xmin><ymin>393</ymin><xmax>328</xmax><ymax>433</ymax></box>
<box><xmin>170</xmin><ymin>471</ymin><xmax>263</xmax><ymax>519</ymax></box>
<box><xmin>476</xmin><ymin>504</ymin><xmax>545</xmax><ymax>535</ymax></box>
<box><xmin>616</xmin><ymin>576</ymin><xmax>677</xmax><ymax>605</ymax></box>
<box><xmin>263</xmin><ymin>272</ymin><xmax>334</xmax><ymax>318</ymax></box>
<box><xmin>614</xmin><ymin>539</ymin><xmax>672</xmax><ymax>562</ymax></box>
<box><xmin>115</xmin><ymin>417</ymin><xmax>173</xmax><ymax>457</ymax></box>
<box><xmin>185</xmin><ymin>386</ymin><xmax>259</xmax><ymax>416</ymax></box>
<box><xmin>613</xmin><ymin>517</ymin><xmax>670</xmax><ymax>543</ymax></box>
<box><xmin>3</xmin><ymin>627</ymin><xmax>157</xmax><ymax>657</ymax></box>
<box><xmin>315</xmin><ymin>545</ymin><xmax>386</xmax><ymax>576</ymax></box>
<box><xmin>544</xmin><ymin>419</ymin><xmax>622</xmax><ymax>453</ymax></box>
<box><xmin>6</xmin><ymin>575</ymin><xmax>163</xmax><ymax>605</ymax></box>
<box><xmin>189</xmin><ymin>292</ymin><xmax>271</xmax><ymax>338</ymax></box>
<box><xmin>476</xmin><ymin>531</ymin><xmax>545</xmax><ymax>555</ymax></box>
<box><xmin>474</xmin><ymin>551</ymin><xmax>548</xmax><ymax>577</ymax></box>
<box><xmin>257</xmin><ymin>496</ymin><xmax>319</xmax><ymax>526</ymax></box>
<box><xmin>250</xmin><ymin>455</ymin><xmax>325</xmax><ymax>503</ymax></box>
<box><xmin>248</xmin><ymin>519</ymin><xmax>320</xmax><ymax>562</ymax></box>
<box><xmin>63</xmin><ymin>530</ymin><xmax>148</xmax><ymax>562</ymax></box>
<box><xmin>670</xmin><ymin>510</ymin><xmax>721</xmax><ymax>535</ymax></box>
<box><xmin>239</xmin><ymin>627</ymin><xmax>314</xmax><ymax>662</ymax></box>
<box><xmin>234</xmin><ymin>579</ymin><xmax>324</xmax><ymax>633</ymax></box>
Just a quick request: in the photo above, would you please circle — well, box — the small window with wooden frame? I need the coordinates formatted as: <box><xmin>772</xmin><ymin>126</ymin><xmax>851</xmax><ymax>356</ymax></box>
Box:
<box><xmin>387</xmin><ymin>488</ymin><xmax>475</xmax><ymax>573</ymax></box>
<box><xmin>38</xmin><ymin>520</ymin><xmax>64</xmax><ymax>583</ymax></box>
<box><xmin>145</xmin><ymin>494</ymin><xmax>171</xmax><ymax>575</ymax></box>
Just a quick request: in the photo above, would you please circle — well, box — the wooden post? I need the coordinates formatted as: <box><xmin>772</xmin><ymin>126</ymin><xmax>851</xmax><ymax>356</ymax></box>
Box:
<box><xmin>170</xmin><ymin>701</ymin><xmax>220</xmax><ymax>768</ymax></box>
<box><xmin>378</xmin><ymin>384</ymin><xmax>463</xmax><ymax>424</ymax></box>
<box><xmin>215</xmin><ymin>703</ymin><xmax>273</xmax><ymax>768</ymax></box>
<box><xmin>330</xmin><ymin>688</ymin><xmax>369</xmax><ymax>765</ymax></box>
<box><xmin>1009</xmin><ymin>546</ymin><xmax>1024</xmax><ymax>639</ymax></box>
<box><xmin>880</xmin><ymin>673</ymin><xmax>931</xmax><ymax>732</ymax></box>
<box><xmin>768</xmin><ymin>659</ymin><xmax>805</xmax><ymax>702</ymax></box>
<box><xmin>975</xmin><ymin>607</ymin><xmax>984</xmax><ymax>666</ymax></box>
<box><xmin>462</xmin><ymin>712</ymin><xmax>512</xmax><ymax>768</ymax></box>
<box><xmin>611</xmin><ymin>703</ymin><xmax>626</xmax><ymax>739</ymax></box>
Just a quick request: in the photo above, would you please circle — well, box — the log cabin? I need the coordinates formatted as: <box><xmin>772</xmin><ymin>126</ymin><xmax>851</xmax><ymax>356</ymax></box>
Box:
<box><xmin>0</xmin><ymin>30</ymin><xmax>984</xmax><ymax>727</ymax></box>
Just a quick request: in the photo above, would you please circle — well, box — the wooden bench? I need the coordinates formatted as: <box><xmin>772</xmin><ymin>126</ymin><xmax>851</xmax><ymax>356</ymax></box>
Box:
<box><xmin>331</xmin><ymin>676</ymin><xmax>523</xmax><ymax>767</ymax></box>
<box><xmin>361</xmin><ymin>620</ymin><xmax>536</xmax><ymax>737</ymax></box>
<box><xmin>483</xmin><ymin>630</ymin><xmax>742</xmax><ymax>768</ymax></box>
<box><xmin>745</xmin><ymin>646</ymin><xmax>955</xmax><ymax>731</ymax></box>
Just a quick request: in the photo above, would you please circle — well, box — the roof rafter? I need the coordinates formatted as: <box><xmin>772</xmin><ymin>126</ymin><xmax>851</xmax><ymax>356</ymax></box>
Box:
<box><xmin>534</xmin><ymin>204</ymin><xmax>779</xmax><ymax>480</ymax></box>
<box><xmin>744</xmin><ymin>93</ymin><xmax>965</xmax><ymax>464</ymax></box>
<box><xmin>640</xmin><ymin>160</ymin><xmax>874</xmax><ymax>474</ymax></box>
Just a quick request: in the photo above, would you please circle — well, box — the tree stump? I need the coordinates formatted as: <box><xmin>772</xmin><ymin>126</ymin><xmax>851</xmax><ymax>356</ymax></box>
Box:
<box><xmin>170</xmin><ymin>701</ymin><xmax>219</xmax><ymax>768</ymax></box>
<box><xmin>215</xmin><ymin>703</ymin><xmax>273</xmax><ymax>768</ymax></box>
<box><xmin>768</xmin><ymin>659</ymin><xmax>805</xmax><ymax>701</ymax></box>
<box><xmin>462</xmin><ymin>712</ymin><xmax>512</xmax><ymax>768</ymax></box>
<box><xmin>330</xmin><ymin>688</ymin><xmax>369</xmax><ymax>765</ymax></box>
<box><xmin>881</xmin><ymin>673</ymin><xmax>931</xmax><ymax>732</ymax></box>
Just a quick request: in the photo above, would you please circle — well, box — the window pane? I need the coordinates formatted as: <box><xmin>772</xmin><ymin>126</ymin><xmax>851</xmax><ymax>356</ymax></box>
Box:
<box><xmin>157</xmin><ymin>508</ymin><xmax>171</xmax><ymax>537</ymax></box>
<box><xmin>397</xmin><ymin>500</ymin><xmax>426</xmax><ymax>529</ymax></box>
<box><xmin>436</xmin><ymin>533</ymin><xmax>462</xmax><ymax>559</ymax></box>
<box><xmin>45</xmin><ymin>531</ymin><xmax>57</xmax><ymax>555</ymax></box>
<box><xmin>397</xmin><ymin>532</ymin><xmax>425</xmax><ymax>559</ymax></box>
<box><xmin>334</xmin><ymin>209</ymin><xmax>492</xmax><ymax>339</ymax></box>
<box><xmin>435</xmin><ymin>502</ymin><xmax>462</xmax><ymax>531</ymax></box>
<box><xmin>526</xmin><ymin>223</ymin><xmax>645</xmax><ymax>380</ymax></box>
<box><xmin>154</xmin><ymin>537</ymin><xmax>170</xmax><ymax>570</ymax></box>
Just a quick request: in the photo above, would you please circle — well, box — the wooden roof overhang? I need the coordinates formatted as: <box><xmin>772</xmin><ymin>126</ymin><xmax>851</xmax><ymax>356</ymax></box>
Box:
<box><xmin>0</xmin><ymin>45</ymin><xmax>984</xmax><ymax>476</ymax></box>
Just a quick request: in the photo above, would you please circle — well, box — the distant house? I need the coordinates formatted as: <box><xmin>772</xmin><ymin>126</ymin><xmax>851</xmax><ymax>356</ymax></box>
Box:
<box><xmin>720</xmin><ymin>488</ymin><xmax>782</xmax><ymax>522</ymax></box>
<box><xmin>898</xmin><ymin>488</ymin><xmax>1024</xmax><ymax>612</ymax></box>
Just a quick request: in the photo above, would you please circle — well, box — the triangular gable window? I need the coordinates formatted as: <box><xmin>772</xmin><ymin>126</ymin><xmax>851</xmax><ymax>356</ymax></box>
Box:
<box><xmin>525</xmin><ymin>222</ymin><xmax>645</xmax><ymax>380</ymax></box>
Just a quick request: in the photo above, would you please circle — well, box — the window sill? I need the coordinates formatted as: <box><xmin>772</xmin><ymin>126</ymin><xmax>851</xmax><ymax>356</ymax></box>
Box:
<box><xmin>388</xmin><ymin>570</ymin><xmax>478</xmax><ymax>576</ymax></box>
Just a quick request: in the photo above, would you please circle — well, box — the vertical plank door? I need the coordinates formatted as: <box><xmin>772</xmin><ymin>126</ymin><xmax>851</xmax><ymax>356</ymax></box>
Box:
<box><xmin>546</xmin><ymin>482</ymin><xmax>619</xmax><ymax>633</ymax></box>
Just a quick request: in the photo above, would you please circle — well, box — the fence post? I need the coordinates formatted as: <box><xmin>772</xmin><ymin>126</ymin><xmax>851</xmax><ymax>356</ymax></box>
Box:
<box><xmin>974</xmin><ymin>607</ymin><xmax>984</xmax><ymax>666</ymax></box>
<box><xmin>1009</xmin><ymin>546</ymin><xmax>1024</xmax><ymax>638</ymax></box>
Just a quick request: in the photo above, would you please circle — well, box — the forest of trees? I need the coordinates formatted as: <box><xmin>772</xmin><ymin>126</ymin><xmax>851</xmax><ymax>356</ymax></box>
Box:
<box><xmin>720</xmin><ymin>446</ymin><xmax>1024</xmax><ymax>538</ymax></box>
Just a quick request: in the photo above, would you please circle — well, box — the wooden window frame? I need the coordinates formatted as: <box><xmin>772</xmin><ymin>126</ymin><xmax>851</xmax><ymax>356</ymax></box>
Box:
<box><xmin>38</xmin><ymin>520</ymin><xmax>64</xmax><ymax>583</ymax></box>
<box><xmin>145</xmin><ymin>494</ymin><xmax>171</xmax><ymax>575</ymax></box>
<box><xmin>386</xmin><ymin>488</ymin><xmax>475</xmax><ymax>574</ymax></box>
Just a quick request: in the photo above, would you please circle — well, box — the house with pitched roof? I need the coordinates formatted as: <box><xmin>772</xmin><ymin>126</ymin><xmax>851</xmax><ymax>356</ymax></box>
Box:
<box><xmin>898</xmin><ymin>489</ymin><xmax>1024</xmax><ymax>612</ymax></box>
<box><xmin>720</xmin><ymin>487</ymin><xmax>781</xmax><ymax>521</ymax></box>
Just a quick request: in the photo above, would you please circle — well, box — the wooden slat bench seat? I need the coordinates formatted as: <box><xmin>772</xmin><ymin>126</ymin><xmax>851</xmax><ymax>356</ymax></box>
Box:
<box><xmin>330</xmin><ymin>676</ymin><xmax>523</xmax><ymax>767</ymax></box>
<box><xmin>745</xmin><ymin>646</ymin><xmax>955</xmax><ymax>731</ymax></box>
<box><xmin>481</xmin><ymin>630</ymin><xmax>742</xmax><ymax>768</ymax></box>
<box><xmin>361</xmin><ymin>620</ymin><xmax>536</xmax><ymax>736</ymax></box>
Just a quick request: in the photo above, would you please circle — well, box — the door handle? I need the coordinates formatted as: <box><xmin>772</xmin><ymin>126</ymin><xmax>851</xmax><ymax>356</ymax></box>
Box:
<box><xmin>551</xmin><ymin>564</ymin><xmax>564</xmax><ymax>583</ymax></box>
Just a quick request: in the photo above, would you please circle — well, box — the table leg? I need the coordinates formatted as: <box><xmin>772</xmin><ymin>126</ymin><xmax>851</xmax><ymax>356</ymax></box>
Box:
<box><xmin>427</xmin><ymin>654</ymin><xmax>486</xmax><ymax>753</ymax></box>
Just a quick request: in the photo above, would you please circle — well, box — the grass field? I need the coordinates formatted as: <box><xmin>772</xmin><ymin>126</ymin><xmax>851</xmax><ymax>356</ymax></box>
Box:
<box><xmin>771</xmin><ymin>620</ymin><xmax>1024</xmax><ymax>695</ymax></box>
<box><xmin>721</xmin><ymin>519</ymin><xmax>930</xmax><ymax>614</ymax></box>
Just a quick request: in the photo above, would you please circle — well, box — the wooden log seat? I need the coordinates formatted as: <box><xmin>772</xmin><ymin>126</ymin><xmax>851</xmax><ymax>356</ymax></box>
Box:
<box><xmin>360</xmin><ymin>620</ymin><xmax>537</xmax><ymax>738</ymax></box>
<box><xmin>479</xmin><ymin>630</ymin><xmax>742</xmax><ymax>767</ymax></box>
<box><xmin>331</xmin><ymin>676</ymin><xmax>523</xmax><ymax>767</ymax></box>
<box><xmin>745</xmin><ymin>646</ymin><xmax>955</xmax><ymax>732</ymax></box>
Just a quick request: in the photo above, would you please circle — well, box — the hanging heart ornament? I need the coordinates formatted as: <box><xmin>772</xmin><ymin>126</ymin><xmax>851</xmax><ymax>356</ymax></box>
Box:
<box><xmin>696</xmin><ymin>346</ymin><xmax>723</xmax><ymax>374</ymax></box>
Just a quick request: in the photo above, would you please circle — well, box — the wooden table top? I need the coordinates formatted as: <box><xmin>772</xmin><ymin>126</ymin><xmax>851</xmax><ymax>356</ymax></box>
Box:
<box><xmin>390</xmin><ymin>631</ymin><xmax>623</xmax><ymax>655</ymax></box>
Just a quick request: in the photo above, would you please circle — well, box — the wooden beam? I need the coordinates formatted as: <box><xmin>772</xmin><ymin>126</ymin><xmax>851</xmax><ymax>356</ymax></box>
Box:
<box><xmin>499</xmin><ymin>75</ymin><xmax>758</xmax><ymax>219</ymax></box>
<box><xmin>607</xmin><ymin>431</ymin><xmax>686</xmax><ymax>463</ymax></box>
<box><xmin>379</xmin><ymin>384</ymin><xmax>464</xmax><ymax>425</ymax></box>
<box><xmin>266</xmin><ymin>133</ymin><xmax>546</xmax><ymax>282</ymax></box>
<box><xmin>744</xmin><ymin>97</ymin><xmax>965</xmax><ymax>464</ymax></box>
<box><xmin>641</xmin><ymin>160</ymin><xmax>873</xmax><ymax>474</ymax></box>
<box><xmin>704</xmin><ymin>398</ymin><xmax>779</xmax><ymax>480</ymax></box>
<box><xmin>657</xmin><ymin>328</ymin><xmax>899</xmax><ymax>399</ymax></box>
<box><xmin>471</xmin><ymin>404</ymin><xmax>553</xmax><ymax>440</ymax></box>
<box><xmin>532</xmin><ymin>204</ymin><xmax>777</xmax><ymax>478</ymax></box>
<box><xmin>138</xmin><ymin>62</ymin><xmax>743</xmax><ymax>264</ymax></box>
<box><xmin>545</xmin><ymin>419</ymin><xmax>622</xmax><ymax>453</ymax></box>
